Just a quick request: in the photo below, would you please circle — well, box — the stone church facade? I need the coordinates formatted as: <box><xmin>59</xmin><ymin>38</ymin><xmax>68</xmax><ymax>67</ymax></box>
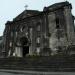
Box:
<box><xmin>3</xmin><ymin>1</ymin><xmax>75</xmax><ymax>57</ymax></box>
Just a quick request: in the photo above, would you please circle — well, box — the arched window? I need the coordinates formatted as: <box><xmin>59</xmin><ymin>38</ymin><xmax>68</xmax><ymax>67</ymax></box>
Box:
<box><xmin>37</xmin><ymin>22</ymin><xmax>41</xmax><ymax>31</ymax></box>
<box><xmin>11</xmin><ymin>32</ymin><xmax>13</xmax><ymax>37</ymax></box>
<box><xmin>37</xmin><ymin>25</ymin><xmax>40</xmax><ymax>31</ymax></box>
<box><xmin>15</xmin><ymin>32</ymin><xmax>17</xmax><ymax>37</ymax></box>
<box><xmin>36</xmin><ymin>37</ymin><xmax>40</xmax><ymax>44</ymax></box>
<box><xmin>9</xmin><ymin>42</ymin><xmax>12</xmax><ymax>47</ymax></box>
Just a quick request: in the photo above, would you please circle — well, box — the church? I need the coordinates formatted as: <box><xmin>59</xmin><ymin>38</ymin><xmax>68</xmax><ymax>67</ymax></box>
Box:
<box><xmin>3</xmin><ymin>1</ymin><xmax>75</xmax><ymax>57</ymax></box>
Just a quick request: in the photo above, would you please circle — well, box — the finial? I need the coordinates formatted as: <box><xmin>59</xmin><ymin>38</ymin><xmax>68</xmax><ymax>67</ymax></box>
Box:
<box><xmin>64</xmin><ymin>0</ymin><xmax>67</xmax><ymax>2</ymax></box>
<box><xmin>25</xmin><ymin>5</ymin><xmax>28</xmax><ymax>10</ymax></box>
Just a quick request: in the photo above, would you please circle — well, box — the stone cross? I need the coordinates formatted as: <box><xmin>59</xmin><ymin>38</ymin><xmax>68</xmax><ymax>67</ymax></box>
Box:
<box><xmin>25</xmin><ymin>5</ymin><xmax>28</xmax><ymax>10</ymax></box>
<box><xmin>64</xmin><ymin>0</ymin><xmax>67</xmax><ymax>1</ymax></box>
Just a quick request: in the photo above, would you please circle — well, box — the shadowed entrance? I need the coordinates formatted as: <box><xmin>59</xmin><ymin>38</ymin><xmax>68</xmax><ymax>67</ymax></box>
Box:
<box><xmin>20</xmin><ymin>37</ymin><xmax>29</xmax><ymax>57</ymax></box>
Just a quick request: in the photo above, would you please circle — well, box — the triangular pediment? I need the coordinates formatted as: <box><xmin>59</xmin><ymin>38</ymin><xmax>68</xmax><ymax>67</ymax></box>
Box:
<box><xmin>13</xmin><ymin>10</ymin><xmax>40</xmax><ymax>21</ymax></box>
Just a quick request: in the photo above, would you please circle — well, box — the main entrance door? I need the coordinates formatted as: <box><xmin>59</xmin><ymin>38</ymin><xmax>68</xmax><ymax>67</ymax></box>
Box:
<box><xmin>20</xmin><ymin>37</ymin><xmax>29</xmax><ymax>57</ymax></box>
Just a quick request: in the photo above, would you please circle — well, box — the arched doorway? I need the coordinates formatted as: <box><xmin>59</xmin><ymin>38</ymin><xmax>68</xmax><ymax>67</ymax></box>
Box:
<box><xmin>20</xmin><ymin>37</ymin><xmax>29</xmax><ymax>57</ymax></box>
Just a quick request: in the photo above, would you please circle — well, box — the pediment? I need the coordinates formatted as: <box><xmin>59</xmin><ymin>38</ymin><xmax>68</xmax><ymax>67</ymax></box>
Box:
<box><xmin>13</xmin><ymin>10</ymin><xmax>40</xmax><ymax>21</ymax></box>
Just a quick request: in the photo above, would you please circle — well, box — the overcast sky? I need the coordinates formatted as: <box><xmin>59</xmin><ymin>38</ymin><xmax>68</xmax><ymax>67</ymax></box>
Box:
<box><xmin>0</xmin><ymin>0</ymin><xmax>75</xmax><ymax>36</ymax></box>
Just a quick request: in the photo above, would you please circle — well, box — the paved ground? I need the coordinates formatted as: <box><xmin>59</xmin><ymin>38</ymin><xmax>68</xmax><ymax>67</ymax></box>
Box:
<box><xmin>0</xmin><ymin>69</ymin><xmax>75</xmax><ymax>75</ymax></box>
<box><xmin>0</xmin><ymin>72</ymin><xmax>24</xmax><ymax>75</ymax></box>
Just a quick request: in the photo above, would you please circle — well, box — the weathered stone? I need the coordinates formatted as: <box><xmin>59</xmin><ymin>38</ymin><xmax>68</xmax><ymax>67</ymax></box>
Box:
<box><xmin>3</xmin><ymin>1</ymin><xmax>75</xmax><ymax>57</ymax></box>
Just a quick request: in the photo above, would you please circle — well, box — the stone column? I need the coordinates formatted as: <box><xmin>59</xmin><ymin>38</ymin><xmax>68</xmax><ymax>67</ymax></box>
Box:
<box><xmin>29</xmin><ymin>28</ymin><xmax>33</xmax><ymax>55</ymax></box>
<box><xmin>48</xmin><ymin>12</ymin><xmax>56</xmax><ymax>51</ymax></box>
<box><xmin>64</xmin><ymin>6</ymin><xmax>75</xmax><ymax>45</ymax></box>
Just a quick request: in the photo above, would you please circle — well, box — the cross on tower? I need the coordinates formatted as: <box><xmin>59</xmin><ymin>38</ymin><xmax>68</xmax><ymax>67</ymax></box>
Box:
<box><xmin>64</xmin><ymin>0</ymin><xmax>67</xmax><ymax>1</ymax></box>
<box><xmin>25</xmin><ymin>5</ymin><xmax>28</xmax><ymax>10</ymax></box>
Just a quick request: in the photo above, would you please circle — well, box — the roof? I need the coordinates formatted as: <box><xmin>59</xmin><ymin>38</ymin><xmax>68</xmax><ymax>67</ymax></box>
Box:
<box><xmin>6</xmin><ymin>1</ymin><xmax>72</xmax><ymax>24</ymax></box>
<box><xmin>13</xmin><ymin>10</ymin><xmax>40</xmax><ymax>21</ymax></box>
<box><xmin>43</xmin><ymin>1</ymin><xmax>72</xmax><ymax>11</ymax></box>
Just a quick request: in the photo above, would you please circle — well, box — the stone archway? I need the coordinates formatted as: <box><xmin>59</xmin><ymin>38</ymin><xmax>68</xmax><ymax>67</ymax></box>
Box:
<box><xmin>20</xmin><ymin>37</ymin><xmax>29</xmax><ymax>57</ymax></box>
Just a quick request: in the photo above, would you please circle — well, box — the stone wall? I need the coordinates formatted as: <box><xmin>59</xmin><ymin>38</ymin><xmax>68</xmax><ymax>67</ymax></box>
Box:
<box><xmin>4</xmin><ymin>1</ymin><xmax>75</xmax><ymax>57</ymax></box>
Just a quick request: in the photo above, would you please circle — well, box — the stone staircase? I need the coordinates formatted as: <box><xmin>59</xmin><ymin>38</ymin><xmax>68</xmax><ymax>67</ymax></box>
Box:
<box><xmin>0</xmin><ymin>56</ymin><xmax>75</xmax><ymax>72</ymax></box>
